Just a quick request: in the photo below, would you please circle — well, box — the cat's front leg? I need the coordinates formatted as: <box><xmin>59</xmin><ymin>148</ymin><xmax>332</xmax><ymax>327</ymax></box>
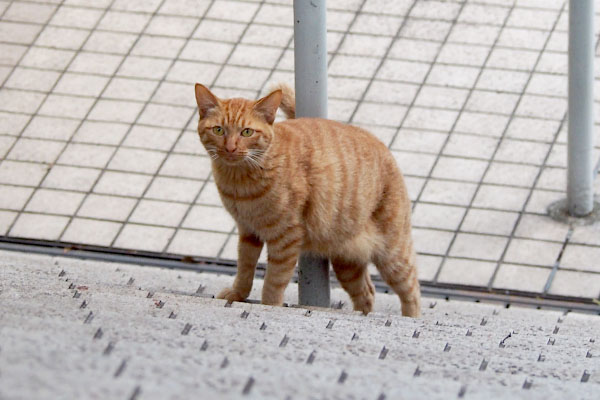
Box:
<box><xmin>261</xmin><ymin>226</ymin><xmax>303</xmax><ymax>306</ymax></box>
<box><xmin>217</xmin><ymin>231</ymin><xmax>263</xmax><ymax>302</ymax></box>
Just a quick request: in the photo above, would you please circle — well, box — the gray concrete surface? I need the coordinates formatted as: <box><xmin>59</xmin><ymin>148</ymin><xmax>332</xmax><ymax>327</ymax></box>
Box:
<box><xmin>1</xmin><ymin>250</ymin><xmax>599</xmax><ymax>399</ymax></box>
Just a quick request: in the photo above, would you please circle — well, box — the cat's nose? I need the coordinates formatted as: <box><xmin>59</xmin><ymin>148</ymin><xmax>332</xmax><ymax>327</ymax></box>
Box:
<box><xmin>225</xmin><ymin>146</ymin><xmax>237</xmax><ymax>153</ymax></box>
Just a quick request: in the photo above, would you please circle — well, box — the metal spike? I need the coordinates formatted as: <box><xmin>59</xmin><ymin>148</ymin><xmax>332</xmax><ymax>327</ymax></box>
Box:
<box><xmin>522</xmin><ymin>379</ymin><xmax>532</xmax><ymax>390</ymax></box>
<box><xmin>429</xmin><ymin>301</ymin><xmax>437</xmax><ymax>309</ymax></box>
<box><xmin>590</xmin><ymin>338</ymin><xmax>595</xmax><ymax>343</ymax></box>
<box><xmin>376</xmin><ymin>393</ymin><xmax>386</xmax><ymax>400</ymax></box>
<box><xmin>547</xmin><ymin>337</ymin><xmax>555</xmax><ymax>346</ymax></box>
<box><xmin>458</xmin><ymin>385</ymin><xmax>467</xmax><ymax>398</ymax></box>
<box><xmin>384</xmin><ymin>320</ymin><xmax>392</xmax><ymax>327</ymax></box>
<box><xmin>480</xmin><ymin>317</ymin><xmax>487</xmax><ymax>326</ymax></box>
<box><xmin>326</xmin><ymin>320</ymin><xmax>334</xmax><ymax>329</ymax></box>
<box><xmin>466</xmin><ymin>329</ymin><xmax>472</xmax><ymax>337</ymax></box>
<box><xmin>146</xmin><ymin>291</ymin><xmax>154</xmax><ymax>298</ymax></box>
<box><xmin>73</xmin><ymin>291</ymin><xmax>81</xmax><ymax>299</ymax></box>
<box><xmin>58</xmin><ymin>270</ymin><xmax>66</xmax><ymax>277</ymax></box>
<box><xmin>379</xmin><ymin>346</ymin><xmax>388</xmax><ymax>360</ymax></box>
<box><xmin>68</xmin><ymin>283</ymin><xmax>75</xmax><ymax>289</ymax></box>
<box><xmin>338</xmin><ymin>370</ymin><xmax>347</xmax><ymax>384</ymax></box>
<box><xmin>224</xmin><ymin>300</ymin><xmax>233</xmax><ymax>308</ymax></box>
<box><xmin>80</xmin><ymin>300</ymin><xmax>87</xmax><ymax>309</ymax></box>
<box><xmin>196</xmin><ymin>284</ymin><xmax>205</xmax><ymax>294</ymax></box>
<box><xmin>84</xmin><ymin>311</ymin><xmax>94</xmax><ymax>324</ymax></box>
<box><xmin>538</xmin><ymin>353</ymin><xmax>545</xmax><ymax>362</ymax></box>
<box><xmin>553</xmin><ymin>326</ymin><xmax>559</xmax><ymax>334</ymax></box>
<box><xmin>443</xmin><ymin>343</ymin><xmax>451</xmax><ymax>352</ymax></box>
<box><xmin>557</xmin><ymin>316</ymin><xmax>564</xmax><ymax>323</ymax></box>
<box><xmin>93</xmin><ymin>328</ymin><xmax>103</xmax><ymax>340</ymax></box>
<box><xmin>156</xmin><ymin>300</ymin><xmax>165</xmax><ymax>308</ymax></box>
<box><xmin>103</xmin><ymin>341</ymin><xmax>115</xmax><ymax>356</ymax></box>
<box><xmin>351</xmin><ymin>332</ymin><xmax>359</xmax><ymax>341</ymax></box>
<box><xmin>240</xmin><ymin>310</ymin><xmax>249</xmax><ymax>319</ymax></box>
<box><xmin>479</xmin><ymin>359</ymin><xmax>488</xmax><ymax>371</ymax></box>
<box><xmin>304</xmin><ymin>310</ymin><xmax>312</xmax><ymax>316</ymax></box>
<box><xmin>242</xmin><ymin>377</ymin><xmax>254</xmax><ymax>395</ymax></box>
<box><xmin>200</xmin><ymin>340</ymin><xmax>208</xmax><ymax>351</ymax></box>
<box><xmin>412</xmin><ymin>330</ymin><xmax>420</xmax><ymax>339</ymax></box>
<box><xmin>127</xmin><ymin>277</ymin><xmax>134</xmax><ymax>286</ymax></box>
<box><xmin>413</xmin><ymin>366</ymin><xmax>421</xmax><ymax>377</ymax></box>
<box><xmin>581</xmin><ymin>370</ymin><xmax>591</xmax><ymax>383</ymax></box>
<box><xmin>260</xmin><ymin>322</ymin><xmax>267</xmax><ymax>331</ymax></box>
<box><xmin>181</xmin><ymin>323</ymin><xmax>192</xmax><ymax>335</ymax></box>
<box><xmin>168</xmin><ymin>311</ymin><xmax>177</xmax><ymax>319</ymax></box>
<box><xmin>220</xmin><ymin>357</ymin><xmax>229</xmax><ymax>369</ymax></box>
<box><xmin>586</xmin><ymin>350</ymin><xmax>592</xmax><ymax>358</ymax></box>
<box><xmin>114</xmin><ymin>359</ymin><xmax>127</xmax><ymax>377</ymax></box>
<box><xmin>129</xmin><ymin>386</ymin><xmax>141</xmax><ymax>400</ymax></box>
<box><xmin>492</xmin><ymin>309</ymin><xmax>499</xmax><ymax>315</ymax></box>
<box><xmin>279</xmin><ymin>335</ymin><xmax>289</xmax><ymax>348</ymax></box>
<box><xmin>306</xmin><ymin>350</ymin><xmax>316</xmax><ymax>364</ymax></box>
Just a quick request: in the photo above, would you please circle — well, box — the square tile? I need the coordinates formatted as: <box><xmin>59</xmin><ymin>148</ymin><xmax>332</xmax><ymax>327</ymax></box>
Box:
<box><xmin>570</xmin><ymin>223</ymin><xmax>600</xmax><ymax>246</ymax></box>
<box><xmin>426</xmin><ymin>64</ymin><xmax>479</xmax><ymax>88</ymax></box>
<box><xmin>0</xmin><ymin>43</ymin><xmax>28</xmax><ymax>66</ymax></box>
<box><xmin>352</xmin><ymin>13</ymin><xmax>404</xmax><ymax>36</ymax></box>
<box><xmin>167</xmin><ymin>228</ymin><xmax>228</xmax><ymax>257</ymax></box>
<box><xmin>25</xmin><ymin>188</ymin><xmax>84</xmax><ymax>215</ymax></box>
<box><xmin>123</xmin><ymin>126</ymin><xmax>180</xmax><ymax>151</ymax></box>
<box><xmin>416</xmin><ymin>254</ymin><xmax>442</xmax><ymax>282</ymax></box>
<box><xmin>4</xmin><ymin>2</ymin><xmax>56</xmax><ymax>23</ymax></box>
<box><xmin>241</xmin><ymin>24</ymin><xmax>292</xmax><ymax>47</ymax></box>
<box><xmin>0</xmin><ymin>210</ymin><xmax>17</xmax><ymax>235</ymax></box>
<box><xmin>476</xmin><ymin>69</ymin><xmax>530</xmax><ymax>93</ymax></box>
<box><xmin>419</xmin><ymin>179</ymin><xmax>478</xmax><ymax>206</ymax></box>
<box><xmin>391</xmin><ymin>129</ymin><xmax>447</xmax><ymax>154</ymax></box>
<box><xmin>108</xmin><ymin>148</ymin><xmax>166</xmax><ymax>174</ymax></box>
<box><xmin>97</xmin><ymin>10</ymin><xmax>150</xmax><ymax>33</ymax></box>
<box><xmin>453</xmin><ymin>112</ymin><xmax>509</xmax><ymax>137</ymax></box>
<box><xmin>145</xmin><ymin>177</ymin><xmax>203</xmax><ymax>203</ymax></box>
<box><xmin>536</xmin><ymin>51</ymin><xmax>566</xmax><ymax>74</ymax></box>
<box><xmin>54</xmin><ymin>73</ymin><xmax>109</xmax><ymax>97</ymax></box>
<box><xmin>229</xmin><ymin>44</ymin><xmax>283</xmax><ymax>69</ymax></box>
<box><xmin>68</xmin><ymin>52</ymin><xmax>123</xmax><ymax>76</ymax></box>
<box><xmin>443</xmin><ymin>134</ymin><xmax>498</xmax><ymax>159</ymax></box>
<box><xmin>494</xmin><ymin>139</ymin><xmax>549</xmax><ymax>165</ymax></box>
<box><xmin>49</xmin><ymin>5</ymin><xmax>103</xmax><ymax>28</ymax></box>
<box><xmin>7</xmin><ymin>138</ymin><xmax>64</xmax><ymax>164</ymax></box>
<box><xmin>465</xmin><ymin>91</ymin><xmax>520</xmax><ymax>115</ymax></box>
<box><xmin>181</xmin><ymin>204</ymin><xmax>235</xmax><ymax>232</ymax></box>
<box><xmin>214</xmin><ymin>66</ymin><xmax>271</xmax><ymax>91</ymax></box>
<box><xmin>57</xmin><ymin>143</ymin><xmax>114</xmax><ymax>168</ymax></box>
<box><xmin>197</xmin><ymin>181</ymin><xmax>222</xmax><ymax>206</ymax></box>
<box><xmin>525</xmin><ymin>189</ymin><xmax>563</xmax><ymax>214</ymax></box>
<box><xmin>159</xmin><ymin>154</ymin><xmax>211</xmax><ymax>180</ymax></box>
<box><xmin>412</xmin><ymin>227</ymin><xmax>454</xmax><ymax>255</ymax></box>
<box><xmin>400</xmin><ymin>18</ymin><xmax>452</xmax><ymax>41</ymax></box>
<box><xmin>535</xmin><ymin>167</ymin><xmax>564</xmax><ymax>191</ymax></box>
<box><xmin>88</xmin><ymin>99</ymin><xmax>144</xmax><ymax>123</ymax></box>
<box><xmin>104</xmin><ymin>77</ymin><xmax>158</xmax><ymax>102</ymax></box>
<box><xmin>207</xmin><ymin>0</ymin><xmax>259</xmax><ymax>22</ymax></box>
<box><xmin>94</xmin><ymin>171</ymin><xmax>152</xmax><ymax>197</ymax></box>
<box><xmin>505</xmin><ymin>117</ymin><xmax>560</xmax><ymax>142</ymax></box>
<box><xmin>527</xmin><ymin>73</ymin><xmax>566</xmax><ymax>97</ymax></box>
<box><xmin>492</xmin><ymin>264</ymin><xmax>550</xmax><ymax>293</ymax></box>
<box><xmin>117</xmin><ymin>56</ymin><xmax>172</xmax><ymax>80</ymax></box>
<box><xmin>447</xmin><ymin>23</ymin><xmax>500</xmax><ymax>46</ymax></box>
<box><xmin>410</xmin><ymin>0</ymin><xmax>461</xmax><ymax>21</ymax></box>
<box><xmin>353</xmin><ymin>102</ymin><xmax>407</xmax><ymax>127</ymax></box>
<box><xmin>138</xmin><ymin>104</ymin><xmax>193</xmax><ymax>129</ymax></box>
<box><xmin>472</xmin><ymin>184</ymin><xmax>529</xmax><ymax>211</ymax></box>
<box><xmin>376</xmin><ymin>59</ymin><xmax>430</xmax><ymax>84</ymax></box>
<box><xmin>0</xmin><ymin>89</ymin><xmax>46</xmax><ymax>114</ymax></box>
<box><xmin>35</xmin><ymin>26</ymin><xmax>88</xmax><ymax>50</ymax></box>
<box><xmin>0</xmin><ymin>112</ymin><xmax>33</xmax><ymax>136</ymax></box>
<box><xmin>158</xmin><ymin>0</ymin><xmax>211</xmax><ymax>16</ymax></box>
<box><xmin>84</xmin><ymin>31</ymin><xmax>137</xmax><ymax>54</ymax></box>
<box><xmin>503</xmin><ymin>238</ymin><xmax>562</xmax><ymax>267</ymax></box>
<box><xmin>404</xmin><ymin>176</ymin><xmax>425</xmax><ymax>201</ymax></box>
<box><xmin>449</xmin><ymin>233</ymin><xmax>508</xmax><ymax>261</ymax></box>
<box><xmin>130</xmin><ymin>199</ymin><xmax>189</xmax><ymax>227</ymax></box>
<box><xmin>437</xmin><ymin>258</ymin><xmax>497</xmax><ymax>286</ymax></box>
<box><xmin>151</xmin><ymin>81</ymin><xmax>193</xmax><ymax>106</ymax></box>
<box><xmin>131</xmin><ymin>35</ymin><xmax>186</xmax><ymax>59</ymax></box>
<box><xmin>0</xmin><ymin>185</ymin><xmax>34</xmax><ymax>210</ymax></box>
<box><xmin>0</xmin><ymin>161</ymin><xmax>48</xmax><ymax>186</ymax></box>
<box><xmin>166</xmin><ymin>60</ymin><xmax>221</xmax><ymax>85</ymax></box>
<box><xmin>391</xmin><ymin>151</ymin><xmax>436</xmax><ymax>177</ymax></box>
<box><xmin>431</xmin><ymin>157</ymin><xmax>488</xmax><ymax>182</ymax></box>
<box><xmin>496</xmin><ymin>28</ymin><xmax>548</xmax><ymax>50</ymax></box>
<box><xmin>412</xmin><ymin>203</ymin><xmax>466</xmax><ymax>231</ymax></box>
<box><xmin>339</xmin><ymin>34</ymin><xmax>393</xmax><ymax>57</ymax></box>
<box><xmin>364</xmin><ymin>80</ymin><xmax>419</xmax><ymax>105</ymax></box>
<box><xmin>326</xmin><ymin>77</ymin><xmax>370</xmax><ymax>102</ymax></box>
<box><xmin>560</xmin><ymin>244</ymin><xmax>600</xmax><ymax>273</ymax></box>
<box><xmin>38</xmin><ymin>94</ymin><xmax>95</xmax><ymax>119</ymax></box>
<box><xmin>1</xmin><ymin>22</ymin><xmax>43</xmax><ymax>45</ymax></box>
<box><xmin>61</xmin><ymin>218</ymin><xmax>122</xmax><ymax>246</ymax></box>
<box><xmin>484</xmin><ymin>162</ymin><xmax>539</xmax><ymax>187</ymax></box>
<box><xmin>9</xmin><ymin>213</ymin><xmax>68</xmax><ymax>240</ymax></box>
<box><xmin>487</xmin><ymin>47</ymin><xmax>539</xmax><ymax>71</ymax></box>
<box><xmin>4</xmin><ymin>67</ymin><xmax>61</xmax><ymax>92</ymax></box>
<box><xmin>72</xmin><ymin>121</ymin><xmax>130</xmax><ymax>145</ymax></box>
<box><xmin>514</xmin><ymin>213</ymin><xmax>569</xmax><ymax>242</ymax></box>
<box><xmin>548</xmin><ymin>270</ymin><xmax>600</xmax><ymax>298</ymax></box>
<box><xmin>403</xmin><ymin>107</ymin><xmax>458</xmax><ymax>131</ymax></box>
<box><xmin>145</xmin><ymin>15</ymin><xmax>198</xmax><ymax>37</ymax></box>
<box><xmin>78</xmin><ymin>194</ymin><xmax>137</xmax><ymax>221</ymax></box>
<box><xmin>114</xmin><ymin>224</ymin><xmax>174</xmax><ymax>252</ymax></box>
<box><xmin>436</xmin><ymin>43</ymin><xmax>489</xmax><ymax>67</ymax></box>
<box><xmin>0</xmin><ymin>136</ymin><xmax>15</xmax><ymax>158</ymax></box>
<box><xmin>112</xmin><ymin>0</ymin><xmax>163</xmax><ymax>13</ymax></box>
<box><xmin>458</xmin><ymin>4</ymin><xmax>509</xmax><ymax>25</ymax></box>
<box><xmin>193</xmin><ymin>19</ymin><xmax>247</xmax><ymax>43</ymax></box>
<box><xmin>180</xmin><ymin>39</ymin><xmax>234</xmax><ymax>64</ymax></box>
<box><xmin>461</xmin><ymin>208</ymin><xmax>519</xmax><ymax>236</ymax></box>
<box><xmin>507</xmin><ymin>8</ymin><xmax>558</xmax><ymax>30</ymax></box>
<box><xmin>42</xmin><ymin>165</ymin><xmax>100</xmax><ymax>191</ymax></box>
<box><xmin>388</xmin><ymin>38</ymin><xmax>441</xmax><ymax>63</ymax></box>
<box><xmin>328</xmin><ymin>55</ymin><xmax>381</xmax><ymax>80</ymax></box>
<box><xmin>21</xmin><ymin>47</ymin><xmax>75</xmax><ymax>71</ymax></box>
<box><xmin>414</xmin><ymin>86</ymin><xmax>469</xmax><ymax>110</ymax></box>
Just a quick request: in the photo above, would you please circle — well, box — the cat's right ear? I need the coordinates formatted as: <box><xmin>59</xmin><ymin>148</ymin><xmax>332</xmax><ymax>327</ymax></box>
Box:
<box><xmin>195</xmin><ymin>83</ymin><xmax>219</xmax><ymax>119</ymax></box>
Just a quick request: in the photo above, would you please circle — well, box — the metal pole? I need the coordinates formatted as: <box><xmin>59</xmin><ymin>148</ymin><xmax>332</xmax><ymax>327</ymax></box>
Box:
<box><xmin>293</xmin><ymin>0</ymin><xmax>330</xmax><ymax>307</ymax></box>
<box><xmin>567</xmin><ymin>0</ymin><xmax>595</xmax><ymax>216</ymax></box>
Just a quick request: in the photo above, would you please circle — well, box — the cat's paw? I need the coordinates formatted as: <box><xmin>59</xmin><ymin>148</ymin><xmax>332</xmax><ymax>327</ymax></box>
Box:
<box><xmin>216</xmin><ymin>287</ymin><xmax>246</xmax><ymax>302</ymax></box>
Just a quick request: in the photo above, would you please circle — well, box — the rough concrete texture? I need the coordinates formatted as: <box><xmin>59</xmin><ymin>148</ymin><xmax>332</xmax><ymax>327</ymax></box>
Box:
<box><xmin>1</xmin><ymin>250</ymin><xmax>599</xmax><ymax>400</ymax></box>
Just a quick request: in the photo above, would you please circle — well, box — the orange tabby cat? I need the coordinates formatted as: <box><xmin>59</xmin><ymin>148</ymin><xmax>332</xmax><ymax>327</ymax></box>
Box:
<box><xmin>194</xmin><ymin>83</ymin><xmax>421</xmax><ymax>317</ymax></box>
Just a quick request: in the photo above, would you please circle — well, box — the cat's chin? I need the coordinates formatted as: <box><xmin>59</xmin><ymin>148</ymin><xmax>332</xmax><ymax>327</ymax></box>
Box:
<box><xmin>216</xmin><ymin>155</ymin><xmax>246</xmax><ymax>166</ymax></box>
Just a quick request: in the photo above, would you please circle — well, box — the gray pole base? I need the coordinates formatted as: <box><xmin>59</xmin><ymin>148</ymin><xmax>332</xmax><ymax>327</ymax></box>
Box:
<box><xmin>297</xmin><ymin>253</ymin><xmax>331</xmax><ymax>307</ymax></box>
<box><xmin>548</xmin><ymin>198</ymin><xmax>600</xmax><ymax>226</ymax></box>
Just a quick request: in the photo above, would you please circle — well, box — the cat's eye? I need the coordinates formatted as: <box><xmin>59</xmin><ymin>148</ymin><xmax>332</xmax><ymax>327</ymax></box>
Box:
<box><xmin>241</xmin><ymin>128</ymin><xmax>254</xmax><ymax>137</ymax></box>
<box><xmin>212</xmin><ymin>126</ymin><xmax>224</xmax><ymax>136</ymax></box>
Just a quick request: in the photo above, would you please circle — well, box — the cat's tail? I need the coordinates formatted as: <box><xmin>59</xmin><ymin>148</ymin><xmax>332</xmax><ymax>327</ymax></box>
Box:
<box><xmin>269</xmin><ymin>82</ymin><xmax>295</xmax><ymax>119</ymax></box>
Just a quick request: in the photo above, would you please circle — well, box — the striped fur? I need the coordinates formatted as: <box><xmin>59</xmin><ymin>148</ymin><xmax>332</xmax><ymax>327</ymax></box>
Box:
<box><xmin>194</xmin><ymin>83</ymin><xmax>421</xmax><ymax>317</ymax></box>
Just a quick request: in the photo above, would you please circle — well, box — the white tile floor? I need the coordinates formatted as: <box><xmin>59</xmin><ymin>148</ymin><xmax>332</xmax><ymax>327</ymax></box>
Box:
<box><xmin>0</xmin><ymin>0</ymin><xmax>599</xmax><ymax>300</ymax></box>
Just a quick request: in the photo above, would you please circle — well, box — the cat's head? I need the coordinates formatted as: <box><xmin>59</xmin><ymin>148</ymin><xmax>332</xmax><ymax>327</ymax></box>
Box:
<box><xmin>194</xmin><ymin>84</ymin><xmax>282</xmax><ymax>167</ymax></box>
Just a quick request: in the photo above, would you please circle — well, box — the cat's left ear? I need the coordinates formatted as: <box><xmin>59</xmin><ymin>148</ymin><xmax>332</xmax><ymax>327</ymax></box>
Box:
<box><xmin>253</xmin><ymin>90</ymin><xmax>282</xmax><ymax>125</ymax></box>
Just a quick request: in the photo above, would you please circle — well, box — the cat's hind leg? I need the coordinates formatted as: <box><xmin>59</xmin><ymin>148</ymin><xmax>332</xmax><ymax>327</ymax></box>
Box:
<box><xmin>373</xmin><ymin>242</ymin><xmax>421</xmax><ymax>317</ymax></box>
<box><xmin>331</xmin><ymin>257</ymin><xmax>375</xmax><ymax>315</ymax></box>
